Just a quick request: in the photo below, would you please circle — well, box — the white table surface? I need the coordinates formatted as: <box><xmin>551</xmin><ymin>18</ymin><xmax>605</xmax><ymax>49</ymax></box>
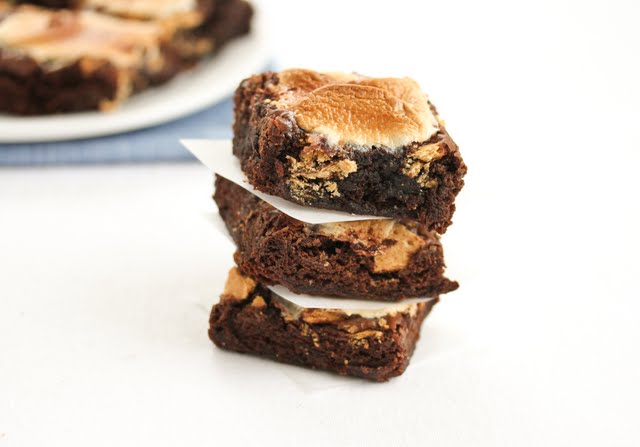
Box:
<box><xmin>1</xmin><ymin>0</ymin><xmax>639</xmax><ymax>445</ymax></box>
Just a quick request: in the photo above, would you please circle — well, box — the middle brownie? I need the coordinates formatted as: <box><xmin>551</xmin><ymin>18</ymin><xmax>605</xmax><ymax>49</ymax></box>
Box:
<box><xmin>214</xmin><ymin>175</ymin><xmax>458</xmax><ymax>301</ymax></box>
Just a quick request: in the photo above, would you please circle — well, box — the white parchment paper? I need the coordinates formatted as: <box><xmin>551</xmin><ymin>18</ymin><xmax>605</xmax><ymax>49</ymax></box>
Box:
<box><xmin>181</xmin><ymin>139</ymin><xmax>388</xmax><ymax>224</ymax></box>
<box><xmin>268</xmin><ymin>285</ymin><xmax>434</xmax><ymax>311</ymax></box>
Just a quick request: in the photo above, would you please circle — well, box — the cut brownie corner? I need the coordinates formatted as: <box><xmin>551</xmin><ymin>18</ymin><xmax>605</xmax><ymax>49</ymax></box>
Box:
<box><xmin>209</xmin><ymin>267</ymin><xmax>437</xmax><ymax>382</ymax></box>
<box><xmin>231</xmin><ymin>69</ymin><xmax>467</xmax><ymax>233</ymax></box>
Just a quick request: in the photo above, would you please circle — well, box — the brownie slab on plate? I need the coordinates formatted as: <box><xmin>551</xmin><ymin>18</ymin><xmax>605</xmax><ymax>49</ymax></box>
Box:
<box><xmin>214</xmin><ymin>175</ymin><xmax>458</xmax><ymax>300</ymax></box>
<box><xmin>0</xmin><ymin>0</ymin><xmax>252</xmax><ymax>114</ymax></box>
<box><xmin>209</xmin><ymin>267</ymin><xmax>437</xmax><ymax>381</ymax></box>
<box><xmin>232</xmin><ymin>69</ymin><xmax>467</xmax><ymax>233</ymax></box>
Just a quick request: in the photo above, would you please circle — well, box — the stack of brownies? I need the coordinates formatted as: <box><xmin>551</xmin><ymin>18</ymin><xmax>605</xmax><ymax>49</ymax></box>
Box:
<box><xmin>208</xmin><ymin>69</ymin><xmax>467</xmax><ymax>381</ymax></box>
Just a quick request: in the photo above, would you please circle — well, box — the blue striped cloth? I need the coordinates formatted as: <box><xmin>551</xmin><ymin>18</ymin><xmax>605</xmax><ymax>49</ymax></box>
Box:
<box><xmin>0</xmin><ymin>97</ymin><xmax>233</xmax><ymax>166</ymax></box>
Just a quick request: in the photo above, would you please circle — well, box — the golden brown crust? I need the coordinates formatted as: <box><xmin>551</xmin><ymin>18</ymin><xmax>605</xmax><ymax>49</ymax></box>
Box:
<box><xmin>271</xmin><ymin>69</ymin><xmax>440</xmax><ymax>148</ymax></box>
<box><xmin>315</xmin><ymin>220</ymin><xmax>426</xmax><ymax>273</ymax></box>
<box><xmin>222</xmin><ymin>267</ymin><xmax>256</xmax><ymax>301</ymax></box>
<box><xmin>277</xmin><ymin>68</ymin><xmax>348</xmax><ymax>95</ymax></box>
<box><xmin>402</xmin><ymin>142</ymin><xmax>446</xmax><ymax>187</ymax></box>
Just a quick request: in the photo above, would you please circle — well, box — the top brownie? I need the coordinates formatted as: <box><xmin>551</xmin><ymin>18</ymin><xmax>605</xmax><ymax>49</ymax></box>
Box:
<box><xmin>232</xmin><ymin>69</ymin><xmax>467</xmax><ymax>233</ymax></box>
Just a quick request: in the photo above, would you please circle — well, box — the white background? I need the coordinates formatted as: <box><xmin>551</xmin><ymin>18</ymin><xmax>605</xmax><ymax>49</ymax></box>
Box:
<box><xmin>1</xmin><ymin>0</ymin><xmax>640</xmax><ymax>445</ymax></box>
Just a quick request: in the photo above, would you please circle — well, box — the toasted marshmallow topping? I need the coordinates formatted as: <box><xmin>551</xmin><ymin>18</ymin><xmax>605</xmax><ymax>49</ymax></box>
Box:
<box><xmin>274</xmin><ymin>69</ymin><xmax>440</xmax><ymax>148</ymax></box>
<box><xmin>0</xmin><ymin>6</ymin><xmax>168</xmax><ymax>68</ymax></box>
<box><xmin>85</xmin><ymin>0</ymin><xmax>198</xmax><ymax>20</ymax></box>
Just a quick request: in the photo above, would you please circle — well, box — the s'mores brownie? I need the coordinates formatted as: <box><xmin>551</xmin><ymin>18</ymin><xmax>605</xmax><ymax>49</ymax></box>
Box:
<box><xmin>232</xmin><ymin>69</ymin><xmax>467</xmax><ymax>233</ymax></box>
<box><xmin>214</xmin><ymin>175</ymin><xmax>458</xmax><ymax>300</ymax></box>
<box><xmin>209</xmin><ymin>267</ymin><xmax>436</xmax><ymax>381</ymax></box>
<box><xmin>0</xmin><ymin>0</ymin><xmax>252</xmax><ymax>114</ymax></box>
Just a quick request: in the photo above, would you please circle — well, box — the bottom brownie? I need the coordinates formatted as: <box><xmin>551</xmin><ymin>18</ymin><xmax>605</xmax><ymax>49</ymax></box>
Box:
<box><xmin>209</xmin><ymin>268</ymin><xmax>437</xmax><ymax>382</ymax></box>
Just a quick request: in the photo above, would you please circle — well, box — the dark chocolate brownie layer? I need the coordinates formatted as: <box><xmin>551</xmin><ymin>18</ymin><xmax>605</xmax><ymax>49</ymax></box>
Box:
<box><xmin>0</xmin><ymin>0</ymin><xmax>252</xmax><ymax>115</ymax></box>
<box><xmin>209</xmin><ymin>268</ymin><xmax>436</xmax><ymax>382</ymax></box>
<box><xmin>214</xmin><ymin>175</ymin><xmax>458</xmax><ymax>300</ymax></box>
<box><xmin>232</xmin><ymin>70</ymin><xmax>467</xmax><ymax>233</ymax></box>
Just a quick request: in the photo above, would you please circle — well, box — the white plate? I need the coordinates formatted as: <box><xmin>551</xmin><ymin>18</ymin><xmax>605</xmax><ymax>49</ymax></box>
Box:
<box><xmin>0</xmin><ymin>8</ymin><xmax>269</xmax><ymax>143</ymax></box>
